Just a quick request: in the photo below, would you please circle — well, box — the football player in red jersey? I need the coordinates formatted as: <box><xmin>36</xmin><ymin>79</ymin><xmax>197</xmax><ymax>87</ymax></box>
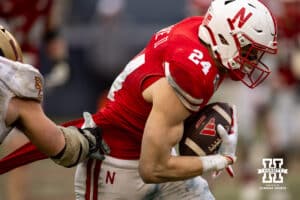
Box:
<box><xmin>1</xmin><ymin>0</ymin><xmax>277</xmax><ymax>199</ymax></box>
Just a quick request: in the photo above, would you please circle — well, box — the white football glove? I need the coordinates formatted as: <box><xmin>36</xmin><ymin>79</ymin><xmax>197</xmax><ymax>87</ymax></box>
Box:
<box><xmin>81</xmin><ymin>112</ymin><xmax>110</xmax><ymax>160</ymax></box>
<box><xmin>215</xmin><ymin>104</ymin><xmax>238</xmax><ymax>177</ymax></box>
<box><xmin>51</xmin><ymin>112</ymin><xmax>110</xmax><ymax>167</ymax></box>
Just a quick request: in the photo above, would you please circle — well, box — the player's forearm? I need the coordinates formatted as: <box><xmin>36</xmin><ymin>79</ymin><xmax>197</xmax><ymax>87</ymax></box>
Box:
<box><xmin>23</xmin><ymin>117</ymin><xmax>65</xmax><ymax>157</ymax></box>
<box><xmin>15</xmin><ymin>99</ymin><xmax>106</xmax><ymax>167</ymax></box>
<box><xmin>140</xmin><ymin>154</ymin><xmax>231</xmax><ymax>183</ymax></box>
<box><xmin>15</xmin><ymin>99</ymin><xmax>65</xmax><ymax>156</ymax></box>
<box><xmin>140</xmin><ymin>155</ymin><xmax>204</xmax><ymax>183</ymax></box>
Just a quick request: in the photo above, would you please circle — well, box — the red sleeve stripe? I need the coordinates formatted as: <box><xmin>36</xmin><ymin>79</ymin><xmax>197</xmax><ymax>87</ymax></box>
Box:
<box><xmin>175</xmin><ymin>94</ymin><xmax>201</xmax><ymax>112</ymax></box>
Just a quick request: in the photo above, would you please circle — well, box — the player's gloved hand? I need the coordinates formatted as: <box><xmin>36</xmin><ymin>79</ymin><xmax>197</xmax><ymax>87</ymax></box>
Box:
<box><xmin>215</xmin><ymin>104</ymin><xmax>238</xmax><ymax>177</ymax></box>
<box><xmin>51</xmin><ymin>112</ymin><xmax>110</xmax><ymax>167</ymax></box>
<box><xmin>80</xmin><ymin>112</ymin><xmax>110</xmax><ymax>160</ymax></box>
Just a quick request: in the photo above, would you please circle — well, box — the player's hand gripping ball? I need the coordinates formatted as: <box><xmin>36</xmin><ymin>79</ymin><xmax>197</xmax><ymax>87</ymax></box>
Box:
<box><xmin>179</xmin><ymin>102</ymin><xmax>233</xmax><ymax>156</ymax></box>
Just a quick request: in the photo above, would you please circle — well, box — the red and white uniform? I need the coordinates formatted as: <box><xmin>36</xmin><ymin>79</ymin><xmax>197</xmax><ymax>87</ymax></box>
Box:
<box><xmin>94</xmin><ymin>16</ymin><xmax>224</xmax><ymax>160</ymax></box>
<box><xmin>0</xmin><ymin>0</ymin><xmax>54</xmax><ymax>66</ymax></box>
<box><xmin>74</xmin><ymin>16</ymin><xmax>223</xmax><ymax>200</ymax></box>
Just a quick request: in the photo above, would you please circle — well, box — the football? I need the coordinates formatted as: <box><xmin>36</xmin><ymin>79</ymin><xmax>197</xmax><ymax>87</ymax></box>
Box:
<box><xmin>179</xmin><ymin>102</ymin><xmax>233</xmax><ymax>156</ymax></box>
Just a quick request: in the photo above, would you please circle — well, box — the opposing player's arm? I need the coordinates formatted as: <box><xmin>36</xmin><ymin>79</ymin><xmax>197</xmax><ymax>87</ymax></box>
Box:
<box><xmin>9</xmin><ymin>98</ymin><xmax>65</xmax><ymax>156</ymax></box>
<box><xmin>140</xmin><ymin>78</ymin><xmax>206</xmax><ymax>183</ymax></box>
<box><xmin>7</xmin><ymin>98</ymin><xmax>107</xmax><ymax>168</ymax></box>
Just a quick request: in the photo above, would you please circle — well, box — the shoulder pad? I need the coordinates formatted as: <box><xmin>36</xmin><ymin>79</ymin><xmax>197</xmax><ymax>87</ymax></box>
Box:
<box><xmin>164</xmin><ymin>61</ymin><xmax>204</xmax><ymax>112</ymax></box>
<box><xmin>164</xmin><ymin>39</ymin><xmax>219</xmax><ymax>112</ymax></box>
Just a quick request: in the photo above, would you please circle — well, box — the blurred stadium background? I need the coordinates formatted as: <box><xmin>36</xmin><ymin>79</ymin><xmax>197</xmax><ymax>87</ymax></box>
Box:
<box><xmin>1</xmin><ymin>0</ymin><xmax>300</xmax><ymax>199</ymax></box>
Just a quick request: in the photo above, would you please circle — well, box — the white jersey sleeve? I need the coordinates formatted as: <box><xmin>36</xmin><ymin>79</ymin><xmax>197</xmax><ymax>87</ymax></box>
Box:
<box><xmin>0</xmin><ymin>81</ymin><xmax>14</xmax><ymax>143</ymax></box>
<box><xmin>0</xmin><ymin>56</ymin><xmax>44</xmax><ymax>101</ymax></box>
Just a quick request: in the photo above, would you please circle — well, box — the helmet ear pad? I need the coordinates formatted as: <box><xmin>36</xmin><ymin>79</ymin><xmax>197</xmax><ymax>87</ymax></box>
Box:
<box><xmin>0</xmin><ymin>26</ymin><xmax>23</xmax><ymax>62</ymax></box>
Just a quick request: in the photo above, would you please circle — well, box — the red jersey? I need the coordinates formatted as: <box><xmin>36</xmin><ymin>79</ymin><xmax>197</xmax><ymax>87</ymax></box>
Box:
<box><xmin>93</xmin><ymin>16</ymin><xmax>225</xmax><ymax>159</ymax></box>
<box><xmin>0</xmin><ymin>0</ymin><xmax>54</xmax><ymax>66</ymax></box>
<box><xmin>0</xmin><ymin>16</ymin><xmax>226</xmax><ymax>173</ymax></box>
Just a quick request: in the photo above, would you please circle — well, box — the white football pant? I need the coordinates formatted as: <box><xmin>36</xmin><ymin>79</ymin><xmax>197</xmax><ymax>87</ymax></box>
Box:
<box><xmin>75</xmin><ymin>155</ymin><xmax>215</xmax><ymax>200</ymax></box>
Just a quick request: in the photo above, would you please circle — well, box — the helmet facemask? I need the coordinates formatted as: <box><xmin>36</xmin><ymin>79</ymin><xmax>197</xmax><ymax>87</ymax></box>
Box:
<box><xmin>228</xmin><ymin>33</ymin><xmax>276</xmax><ymax>88</ymax></box>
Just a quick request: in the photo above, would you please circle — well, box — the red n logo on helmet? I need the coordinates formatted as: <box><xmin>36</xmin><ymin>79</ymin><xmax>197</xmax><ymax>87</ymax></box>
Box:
<box><xmin>228</xmin><ymin>7</ymin><xmax>253</xmax><ymax>30</ymax></box>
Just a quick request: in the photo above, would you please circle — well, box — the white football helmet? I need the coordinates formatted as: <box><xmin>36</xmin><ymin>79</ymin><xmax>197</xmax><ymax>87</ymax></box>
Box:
<box><xmin>199</xmin><ymin>0</ymin><xmax>277</xmax><ymax>88</ymax></box>
<box><xmin>0</xmin><ymin>26</ymin><xmax>23</xmax><ymax>62</ymax></box>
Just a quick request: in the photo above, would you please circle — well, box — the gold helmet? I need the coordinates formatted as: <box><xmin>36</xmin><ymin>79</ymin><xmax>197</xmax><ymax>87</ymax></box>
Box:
<box><xmin>0</xmin><ymin>26</ymin><xmax>23</xmax><ymax>62</ymax></box>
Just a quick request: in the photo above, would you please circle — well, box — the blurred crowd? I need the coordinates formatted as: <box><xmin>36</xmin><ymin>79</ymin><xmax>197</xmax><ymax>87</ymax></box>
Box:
<box><xmin>210</xmin><ymin>0</ymin><xmax>300</xmax><ymax>200</ymax></box>
<box><xmin>0</xmin><ymin>0</ymin><xmax>299</xmax><ymax>200</ymax></box>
